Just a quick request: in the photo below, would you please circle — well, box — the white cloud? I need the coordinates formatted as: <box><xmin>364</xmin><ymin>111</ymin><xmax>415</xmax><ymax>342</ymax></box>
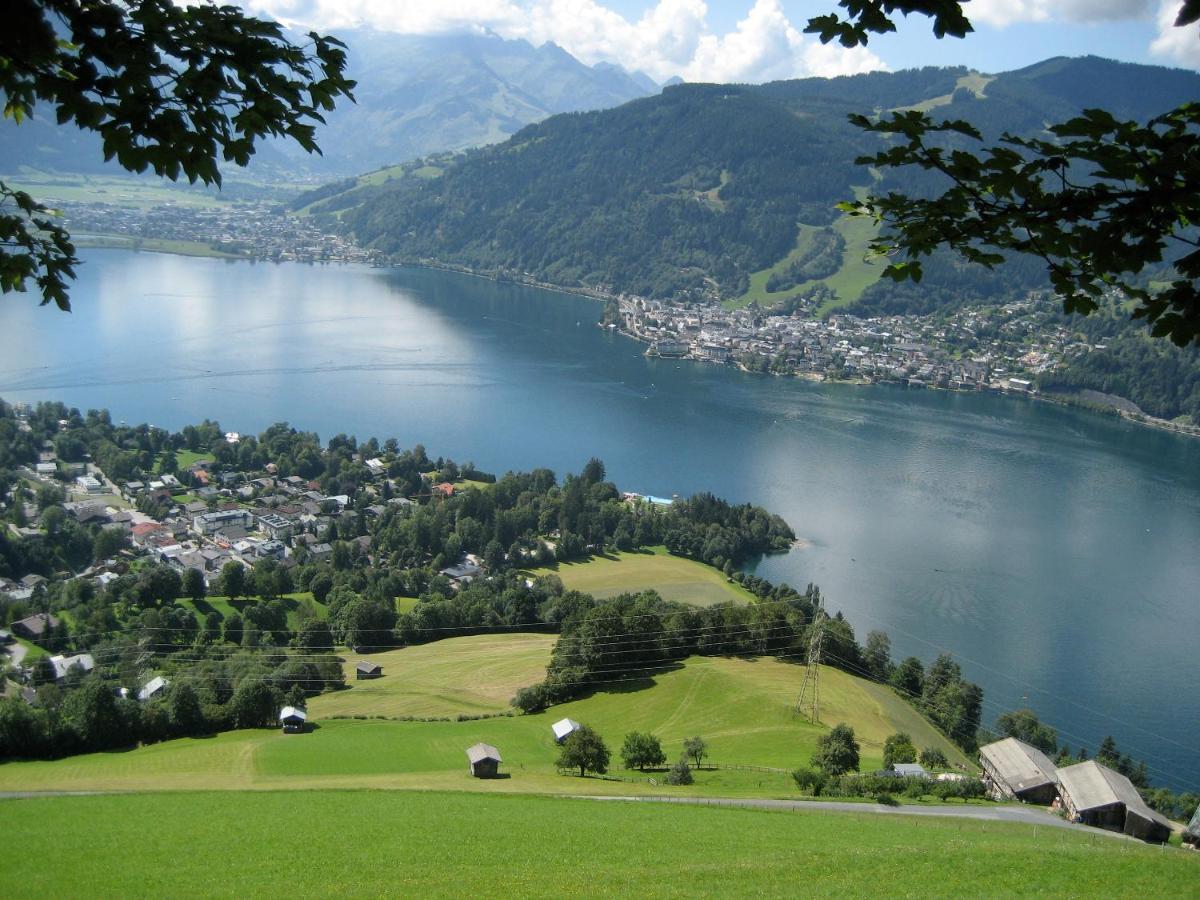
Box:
<box><xmin>968</xmin><ymin>0</ymin><xmax>1152</xmax><ymax>27</ymax></box>
<box><xmin>1150</xmin><ymin>0</ymin><xmax>1200</xmax><ymax>65</ymax></box>
<box><xmin>238</xmin><ymin>0</ymin><xmax>884</xmax><ymax>84</ymax></box>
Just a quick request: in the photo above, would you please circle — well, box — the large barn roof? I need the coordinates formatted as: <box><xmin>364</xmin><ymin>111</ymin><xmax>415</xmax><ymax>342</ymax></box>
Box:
<box><xmin>466</xmin><ymin>742</ymin><xmax>501</xmax><ymax>764</ymax></box>
<box><xmin>1057</xmin><ymin>761</ymin><xmax>1171</xmax><ymax>829</ymax></box>
<box><xmin>979</xmin><ymin>737</ymin><xmax>1057</xmax><ymax>793</ymax></box>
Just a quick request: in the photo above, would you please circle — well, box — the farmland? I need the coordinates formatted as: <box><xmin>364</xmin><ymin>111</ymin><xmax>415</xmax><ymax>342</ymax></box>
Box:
<box><xmin>525</xmin><ymin>547</ymin><xmax>757</xmax><ymax>606</ymax></box>
<box><xmin>0</xmin><ymin>791</ymin><xmax>1191</xmax><ymax>898</ymax></box>
<box><xmin>309</xmin><ymin>633</ymin><xmax>556</xmax><ymax>719</ymax></box>
<box><xmin>0</xmin><ymin>652</ymin><xmax>970</xmax><ymax>795</ymax></box>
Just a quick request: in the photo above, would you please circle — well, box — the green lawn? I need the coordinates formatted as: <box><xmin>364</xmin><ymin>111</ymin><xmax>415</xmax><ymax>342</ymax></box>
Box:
<box><xmin>0</xmin><ymin>654</ymin><xmax>970</xmax><ymax>795</ymax></box>
<box><xmin>178</xmin><ymin>593</ymin><xmax>325</xmax><ymax>631</ymax></box>
<box><xmin>525</xmin><ymin>547</ymin><xmax>756</xmax><ymax>607</ymax></box>
<box><xmin>0</xmin><ymin>791</ymin><xmax>1190</xmax><ymax>897</ymax></box>
<box><xmin>309</xmin><ymin>633</ymin><xmax>555</xmax><ymax>719</ymax></box>
<box><xmin>173</xmin><ymin>450</ymin><xmax>212</xmax><ymax>471</ymax></box>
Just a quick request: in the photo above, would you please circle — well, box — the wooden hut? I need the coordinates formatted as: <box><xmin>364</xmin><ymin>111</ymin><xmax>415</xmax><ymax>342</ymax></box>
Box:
<box><xmin>356</xmin><ymin>661</ymin><xmax>383</xmax><ymax>680</ymax></box>
<box><xmin>279</xmin><ymin>706</ymin><xmax>308</xmax><ymax>734</ymax></box>
<box><xmin>466</xmin><ymin>743</ymin><xmax>502</xmax><ymax>778</ymax></box>
<box><xmin>978</xmin><ymin>737</ymin><xmax>1059</xmax><ymax>803</ymax></box>
<box><xmin>1057</xmin><ymin>760</ymin><xmax>1172</xmax><ymax>843</ymax></box>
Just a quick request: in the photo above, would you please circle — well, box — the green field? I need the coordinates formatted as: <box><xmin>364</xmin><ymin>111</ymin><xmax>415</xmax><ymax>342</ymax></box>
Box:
<box><xmin>2</xmin><ymin>170</ymin><xmax>228</xmax><ymax>209</ymax></box>
<box><xmin>526</xmin><ymin>547</ymin><xmax>756</xmax><ymax>606</ymax></box>
<box><xmin>1</xmin><ymin>791</ymin><xmax>1190</xmax><ymax>898</ymax></box>
<box><xmin>309</xmin><ymin>633</ymin><xmax>556</xmax><ymax>719</ymax></box>
<box><xmin>0</xmin><ymin>652</ymin><xmax>971</xmax><ymax>795</ymax></box>
<box><xmin>729</xmin><ymin>187</ymin><xmax>883</xmax><ymax>313</ymax></box>
<box><xmin>178</xmin><ymin>593</ymin><xmax>325</xmax><ymax>631</ymax></box>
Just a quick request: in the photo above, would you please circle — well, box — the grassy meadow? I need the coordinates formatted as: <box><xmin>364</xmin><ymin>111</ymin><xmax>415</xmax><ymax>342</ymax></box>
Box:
<box><xmin>525</xmin><ymin>547</ymin><xmax>756</xmax><ymax>606</ymax></box>
<box><xmin>309</xmin><ymin>633</ymin><xmax>556</xmax><ymax>719</ymax></box>
<box><xmin>0</xmin><ymin>652</ymin><xmax>970</xmax><ymax>796</ymax></box>
<box><xmin>729</xmin><ymin>188</ymin><xmax>882</xmax><ymax>314</ymax></box>
<box><xmin>1</xmin><ymin>791</ymin><xmax>1192</xmax><ymax>898</ymax></box>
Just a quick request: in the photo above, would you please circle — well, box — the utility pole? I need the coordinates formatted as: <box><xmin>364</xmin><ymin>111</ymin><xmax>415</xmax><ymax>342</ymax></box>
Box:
<box><xmin>795</xmin><ymin>598</ymin><xmax>825</xmax><ymax>723</ymax></box>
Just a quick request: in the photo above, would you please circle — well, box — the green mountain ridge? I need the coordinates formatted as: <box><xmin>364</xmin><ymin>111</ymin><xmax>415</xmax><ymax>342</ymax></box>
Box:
<box><xmin>319</xmin><ymin>56</ymin><xmax>1200</xmax><ymax>312</ymax></box>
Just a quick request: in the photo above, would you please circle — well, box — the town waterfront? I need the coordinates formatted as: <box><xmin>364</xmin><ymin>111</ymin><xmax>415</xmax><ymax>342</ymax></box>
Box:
<box><xmin>1</xmin><ymin>249</ymin><xmax>1197</xmax><ymax>790</ymax></box>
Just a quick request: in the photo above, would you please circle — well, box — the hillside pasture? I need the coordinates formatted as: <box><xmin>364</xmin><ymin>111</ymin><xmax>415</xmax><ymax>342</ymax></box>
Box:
<box><xmin>0</xmin><ymin>652</ymin><xmax>970</xmax><ymax>795</ymax></box>
<box><xmin>308</xmin><ymin>633</ymin><xmax>556</xmax><ymax>719</ymax></box>
<box><xmin>1</xmin><ymin>791</ymin><xmax>1191</xmax><ymax>898</ymax></box>
<box><xmin>526</xmin><ymin>547</ymin><xmax>755</xmax><ymax>606</ymax></box>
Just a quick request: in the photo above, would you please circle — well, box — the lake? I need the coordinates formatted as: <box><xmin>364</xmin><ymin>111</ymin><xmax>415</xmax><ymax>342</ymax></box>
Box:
<box><xmin>1</xmin><ymin>249</ymin><xmax>1197</xmax><ymax>791</ymax></box>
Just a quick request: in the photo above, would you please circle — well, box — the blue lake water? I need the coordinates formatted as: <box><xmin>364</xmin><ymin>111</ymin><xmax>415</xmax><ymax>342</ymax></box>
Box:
<box><xmin>1</xmin><ymin>249</ymin><xmax>1197</xmax><ymax>790</ymax></box>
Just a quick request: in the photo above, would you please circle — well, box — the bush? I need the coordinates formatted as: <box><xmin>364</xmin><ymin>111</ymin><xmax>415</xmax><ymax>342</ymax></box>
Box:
<box><xmin>666</xmin><ymin>756</ymin><xmax>693</xmax><ymax>785</ymax></box>
<box><xmin>511</xmin><ymin>683</ymin><xmax>549</xmax><ymax>713</ymax></box>
<box><xmin>792</xmin><ymin>767</ymin><xmax>828</xmax><ymax>796</ymax></box>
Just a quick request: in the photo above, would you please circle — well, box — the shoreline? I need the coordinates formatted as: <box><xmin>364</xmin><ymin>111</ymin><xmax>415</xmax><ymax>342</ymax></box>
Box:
<box><xmin>79</xmin><ymin>245</ymin><xmax>1200</xmax><ymax>441</ymax></box>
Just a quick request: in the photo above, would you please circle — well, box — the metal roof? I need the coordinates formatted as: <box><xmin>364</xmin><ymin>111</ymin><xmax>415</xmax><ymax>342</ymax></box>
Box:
<box><xmin>356</xmin><ymin>661</ymin><xmax>381</xmax><ymax>672</ymax></box>
<box><xmin>278</xmin><ymin>706</ymin><xmax>308</xmax><ymax>722</ymax></box>
<box><xmin>466</xmin><ymin>742</ymin><xmax>501</xmax><ymax>764</ymax></box>
<box><xmin>552</xmin><ymin>718</ymin><xmax>582</xmax><ymax>741</ymax></box>
<box><xmin>1057</xmin><ymin>761</ymin><xmax>1171</xmax><ymax>829</ymax></box>
<box><xmin>137</xmin><ymin>675</ymin><xmax>169</xmax><ymax>702</ymax></box>
<box><xmin>893</xmin><ymin>763</ymin><xmax>929</xmax><ymax>778</ymax></box>
<box><xmin>979</xmin><ymin>737</ymin><xmax>1058</xmax><ymax>792</ymax></box>
<box><xmin>49</xmin><ymin>653</ymin><xmax>95</xmax><ymax>681</ymax></box>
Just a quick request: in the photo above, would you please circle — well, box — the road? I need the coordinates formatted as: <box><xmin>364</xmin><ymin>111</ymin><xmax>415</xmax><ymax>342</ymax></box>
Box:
<box><xmin>579</xmin><ymin>794</ymin><xmax>1144</xmax><ymax>842</ymax></box>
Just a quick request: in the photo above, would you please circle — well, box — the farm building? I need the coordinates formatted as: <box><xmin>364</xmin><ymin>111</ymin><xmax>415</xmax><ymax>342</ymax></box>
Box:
<box><xmin>893</xmin><ymin>763</ymin><xmax>929</xmax><ymax>779</ymax></box>
<box><xmin>279</xmin><ymin>706</ymin><xmax>308</xmax><ymax>734</ymax></box>
<box><xmin>466</xmin><ymin>743</ymin><xmax>502</xmax><ymax>778</ymax></box>
<box><xmin>1184</xmin><ymin>805</ymin><xmax>1199</xmax><ymax>849</ymax></box>
<box><xmin>48</xmin><ymin>653</ymin><xmax>95</xmax><ymax>682</ymax></box>
<box><xmin>1056</xmin><ymin>760</ymin><xmax>1172</xmax><ymax>843</ymax></box>
<box><xmin>356</xmin><ymin>662</ymin><xmax>383</xmax><ymax>680</ymax></box>
<box><xmin>11</xmin><ymin>613</ymin><xmax>60</xmax><ymax>641</ymax></box>
<box><xmin>137</xmin><ymin>676</ymin><xmax>169</xmax><ymax>702</ymax></box>
<box><xmin>978</xmin><ymin>737</ymin><xmax>1059</xmax><ymax>803</ymax></box>
<box><xmin>552</xmin><ymin>718</ymin><xmax>582</xmax><ymax>743</ymax></box>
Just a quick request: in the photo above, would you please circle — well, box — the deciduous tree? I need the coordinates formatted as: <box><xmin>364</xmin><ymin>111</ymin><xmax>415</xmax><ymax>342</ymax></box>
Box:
<box><xmin>811</xmin><ymin>722</ymin><xmax>860</xmax><ymax>776</ymax></box>
<box><xmin>557</xmin><ymin>724</ymin><xmax>610</xmax><ymax>777</ymax></box>
<box><xmin>2</xmin><ymin>0</ymin><xmax>354</xmax><ymax>310</ymax></box>
<box><xmin>620</xmin><ymin>731</ymin><xmax>666</xmax><ymax>771</ymax></box>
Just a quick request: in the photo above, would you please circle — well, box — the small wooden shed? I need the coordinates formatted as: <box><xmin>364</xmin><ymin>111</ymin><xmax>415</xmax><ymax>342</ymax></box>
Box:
<box><xmin>356</xmin><ymin>661</ymin><xmax>383</xmax><ymax>680</ymax></box>
<box><xmin>466</xmin><ymin>742</ymin><xmax>502</xmax><ymax>778</ymax></box>
<box><xmin>279</xmin><ymin>705</ymin><xmax>308</xmax><ymax>734</ymax></box>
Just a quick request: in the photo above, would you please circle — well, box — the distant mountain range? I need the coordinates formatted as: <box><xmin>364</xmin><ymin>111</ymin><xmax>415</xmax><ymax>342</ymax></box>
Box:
<box><xmin>312</xmin><ymin>56</ymin><xmax>1200</xmax><ymax>312</ymax></box>
<box><xmin>0</xmin><ymin>30</ymin><xmax>660</xmax><ymax>179</ymax></box>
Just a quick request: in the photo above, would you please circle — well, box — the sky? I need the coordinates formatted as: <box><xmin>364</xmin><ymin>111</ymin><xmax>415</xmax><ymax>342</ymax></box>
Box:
<box><xmin>242</xmin><ymin>1</ymin><xmax>1200</xmax><ymax>84</ymax></box>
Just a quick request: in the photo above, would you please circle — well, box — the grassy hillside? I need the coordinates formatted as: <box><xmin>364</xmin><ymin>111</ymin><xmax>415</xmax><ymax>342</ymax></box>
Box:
<box><xmin>525</xmin><ymin>547</ymin><xmax>756</xmax><ymax>606</ymax></box>
<box><xmin>0</xmin><ymin>654</ymin><xmax>970</xmax><ymax>796</ymax></box>
<box><xmin>1</xmin><ymin>791</ymin><xmax>1191</xmax><ymax>897</ymax></box>
<box><xmin>309</xmin><ymin>633</ymin><xmax>556</xmax><ymax>719</ymax></box>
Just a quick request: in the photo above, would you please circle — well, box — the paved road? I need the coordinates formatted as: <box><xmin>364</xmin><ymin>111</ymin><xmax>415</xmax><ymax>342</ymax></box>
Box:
<box><xmin>580</xmin><ymin>795</ymin><xmax>1142</xmax><ymax>842</ymax></box>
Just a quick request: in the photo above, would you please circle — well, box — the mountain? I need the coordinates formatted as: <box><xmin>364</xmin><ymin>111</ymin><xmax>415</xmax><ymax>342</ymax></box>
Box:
<box><xmin>0</xmin><ymin>30</ymin><xmax>658</xmax><ymax>179</ymax></box>
<box><xmin>318</xmin><ymin>56</ymin><xmax>1200</xmax><ymax>308</ymax></box>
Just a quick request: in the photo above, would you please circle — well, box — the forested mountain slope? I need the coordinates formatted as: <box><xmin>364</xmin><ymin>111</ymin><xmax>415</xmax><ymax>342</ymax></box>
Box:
<box><xmin>325</xmin><ymin>57</ymin><xmax>1200</xmax><ymax>309</ymax></box>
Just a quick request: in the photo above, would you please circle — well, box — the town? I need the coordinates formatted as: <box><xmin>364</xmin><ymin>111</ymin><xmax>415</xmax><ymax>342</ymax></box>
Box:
<box><xmin>615</xmin><ymin>292</ymin><xmax>1085</xmax><ymax>396</ymax></box>
<box><xmin>57</xmin><ymin>197</ymin><xmax>378</xmax><ymax>265</ymax></box>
